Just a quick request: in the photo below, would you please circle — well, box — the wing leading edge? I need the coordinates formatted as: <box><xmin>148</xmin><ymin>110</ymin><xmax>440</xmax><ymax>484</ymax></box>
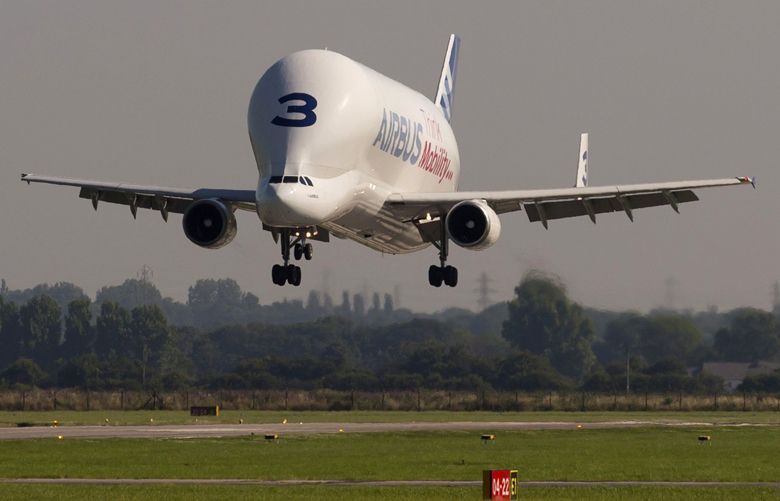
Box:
<box><xmin>20</xmin><ymin>173</ymin><xmax>257</xmax><ymax>221</ymax></box>
<box><xmin>386</xmin><ymin>176</ymin><xmax>755</xmax><ymax>228</ymax></box>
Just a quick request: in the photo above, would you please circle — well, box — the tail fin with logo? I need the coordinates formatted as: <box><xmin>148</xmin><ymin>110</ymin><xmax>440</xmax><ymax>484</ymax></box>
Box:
<box><xmin>575</xmin><ymin>132</ymin><xmax>589</xmax><ymax>187</ymax></box>
<box><xmin>434</xmin><ymin>34</ymin><xmax>460</xmax><ymax>122</ymax></box>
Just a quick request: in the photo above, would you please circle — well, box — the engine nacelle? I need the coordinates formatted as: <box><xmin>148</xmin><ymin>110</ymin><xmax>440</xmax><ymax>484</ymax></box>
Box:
<box><xmin>182</xmin><ymin>199</ymin><xmax>237</xmax><ymax>249</ymax></box>
<box><xmin>445</xmin><ymin>200</ymin><xmax>501</xmax><ymax>251</ymax></box>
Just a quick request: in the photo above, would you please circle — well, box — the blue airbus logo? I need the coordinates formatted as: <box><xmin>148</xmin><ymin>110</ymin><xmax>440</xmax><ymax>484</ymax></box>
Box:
<box><xmin>372</xmin><ymin>108</ymin><xmax>423</xmax><ymax>165</ymax></box>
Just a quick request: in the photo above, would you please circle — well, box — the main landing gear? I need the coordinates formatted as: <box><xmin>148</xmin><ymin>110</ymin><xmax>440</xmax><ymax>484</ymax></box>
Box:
<box><xmin>271</xmin><ymin>229</ymin><xmax>314</xmax><ymax>286</ymax></box>
<box><xmin>428</xmin><ymin>220</ymin><xmax>458</xmax><ymax>287</ymax></box>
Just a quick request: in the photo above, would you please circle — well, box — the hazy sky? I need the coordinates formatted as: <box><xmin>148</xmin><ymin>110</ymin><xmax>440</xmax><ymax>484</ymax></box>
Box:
<box><xmin>2</xmin><ymin>1</ymin><xmax>778</xmax><ymax>313</ymax></box>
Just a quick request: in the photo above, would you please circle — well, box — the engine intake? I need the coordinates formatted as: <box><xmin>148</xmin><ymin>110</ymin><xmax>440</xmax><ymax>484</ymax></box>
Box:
<box><xmin>445</xmin><ymin>200</ymin><xmax>501</xmax><ymax>250</ymax></box>
<box><xmin>182</xmin><ymin>199</ymin><xmax>237</xmax><ymax>249</ymax></box>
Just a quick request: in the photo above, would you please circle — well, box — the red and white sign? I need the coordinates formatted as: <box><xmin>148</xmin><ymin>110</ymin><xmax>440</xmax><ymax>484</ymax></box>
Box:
<box><xmin>483</xmin><ymin>469</ymin><xmax>518</xmax><ymax>500</ymax></box>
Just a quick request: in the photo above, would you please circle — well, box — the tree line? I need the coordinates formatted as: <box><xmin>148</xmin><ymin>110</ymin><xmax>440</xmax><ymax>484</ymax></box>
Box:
<box><xmin>1</xmin><ymin>273</ymin><xmax>779</xmax><ymax>393</ymax></box>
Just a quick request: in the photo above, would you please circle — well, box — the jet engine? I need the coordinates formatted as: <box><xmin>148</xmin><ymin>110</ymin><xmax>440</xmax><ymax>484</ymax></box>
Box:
<box><xmin>182</xmin><ymin>199</ymin><xmax>237</xmax><ymax>249</ymax></box>
<box><xmin>445</xmin><ymin>200</ymin><xmax>501</xmax><ymax>250</ymax></box>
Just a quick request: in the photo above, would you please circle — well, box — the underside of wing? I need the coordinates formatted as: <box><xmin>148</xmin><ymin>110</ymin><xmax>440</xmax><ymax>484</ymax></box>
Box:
<box><xmin>385</xmin><ymin>176</ymin><xmax>755</xmax><ymax>228</ymax></box>
<box><xmin>20</xmin><ymin>173</ymin><xmax>257</xmax><ymax>220</ymax></box>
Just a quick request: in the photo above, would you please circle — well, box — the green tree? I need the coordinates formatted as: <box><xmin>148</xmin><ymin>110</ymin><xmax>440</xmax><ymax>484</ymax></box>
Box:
<box><xmin>18</xmin><ymin>295</ymin><xmax>62</xmax><ymax>369</ymax></box>
<box><xmin>57</xmin><ymin>353</ymin><xmax>102</xmax><ymax>388</ymax></box>
<box><xmin>495</xmin><ymin>351</ymin><xmax>570</xmax><ymax>391</ymax></box>
<box><xmin>128</xmin><ymin>305</ymin><xmax>170</xmax><ymax>387</ymax></box>
<box><xmin>502</xmin><ymin>272</ymin><xmax>595</xmax><ymax>380</ymax></box>
<box><xmin>63</xmin><ymin>299</ymin><xmax>94</xmax><ymax>358</ymax></box>
<box><xmin>0</xmin><ymin>297</ymin><xmax>21</xmax><ymax>367</ymax></box>
<box><xmin>602</xmin><ymin>314</ymin><xmax>642</xmax><ymax>363</ymax></box>
<box><xmin>0</xmin><ymin>358</ymin><xmax>47</xmax><ymax>387</ymax></box>
<box><xmin>640</xmin><ymin>313</ymin><xmax>702</xmax><ymax>364</ymax></box>
<box><xmin>95</xmin><ymin>302</ymin><xmax>130</xmax><ymax>356</ymax></box>
<box><xmin>96</xmin><ymin>279</ymin><xmax>163</xmax><ymax>310</ymax></box>
<box><xmin>714</xmin><ymin>308</ymin><xmax>779</xmax><ymax>362</ymax></box>
<box><xmin>187</xmin><ymin>278</ymin><xmax>251</xmax><ymax>327</ymax></box>
<box><xmin>3</xmin><ymin>282</ymin><xmax>88</xmax><ymax>312</ymax></box>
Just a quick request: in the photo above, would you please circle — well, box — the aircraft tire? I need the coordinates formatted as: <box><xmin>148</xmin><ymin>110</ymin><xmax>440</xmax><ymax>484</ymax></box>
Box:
<box><xmin>303</xmin><ymin>243</ymin><xmax>313</xmax><ymax>260</ymax></box>
<box><xmin>428</xmin><ymin>265</ymin><xmax>443</xmax><ymax>287</ymax></box>
<box><xmin>288</xmin><ymin>264</ymin><xmax>302</xmax><ymax>286</ymax></box>
<box><xmin>444</xmin><ymin>266</ymin><xmax>458</xmax><ymax>287</ymax></box>
<box><xmin>272</xmin><ymin>264</ymin><xmax>286</xmax><ymax>286</ymax></box>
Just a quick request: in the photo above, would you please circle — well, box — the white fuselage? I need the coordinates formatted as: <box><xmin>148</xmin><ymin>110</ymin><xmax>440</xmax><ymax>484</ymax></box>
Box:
<box><xmin>247</xmin><ymin>49</ymin><xmax>460</xmax><ymax>254</ymax></box>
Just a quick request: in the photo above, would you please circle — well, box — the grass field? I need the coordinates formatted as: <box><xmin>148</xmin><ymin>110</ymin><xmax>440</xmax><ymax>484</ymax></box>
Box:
<box><xmin>2</xmin><ymin>414</ymin><xmax>779</xmax><ymax>499</ymax></box>
<box><xmin>1</xmin><ymin>409</ymin><xmax>779</xmax><ymax>426</ymax></box>
<box><xmin>1</xmin><ymin>485</ymin><xmax>780</xmax><ymax>501</ymax></box>
<box><xmin>1</xmin><ymin>427</ymin><xmax>778</xmax><ymax>481</ymax></box>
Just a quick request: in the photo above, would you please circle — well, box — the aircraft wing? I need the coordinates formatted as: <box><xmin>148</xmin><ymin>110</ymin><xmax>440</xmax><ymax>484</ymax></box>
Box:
<box><xmin>20</xmin><ymin>173</ymin><xmax>257</xmax><ymax>220</ymax></box>
<box><xmin>386</xmin><ymin>176</ymin><xmax>755</xmax><ymax>228</ymax></box>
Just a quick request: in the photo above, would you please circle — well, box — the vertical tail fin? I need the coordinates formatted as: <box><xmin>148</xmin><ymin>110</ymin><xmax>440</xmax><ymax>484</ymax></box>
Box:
<box><xmin>575</xmin><ymin>132</ymin><xmax>589</xmax><ymax>187</ymax></box>
<box><xmin>434</xmin><ymin>34</ymin><xmax>460</xmax><ymax>122</ymax></box>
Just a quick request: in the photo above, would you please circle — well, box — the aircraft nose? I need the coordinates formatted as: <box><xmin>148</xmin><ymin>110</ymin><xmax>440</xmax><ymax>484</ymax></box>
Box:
<box><xmin>256</xmin><ymin>182</ymin><xmax>323</xmax><ymax>227</ymax></box>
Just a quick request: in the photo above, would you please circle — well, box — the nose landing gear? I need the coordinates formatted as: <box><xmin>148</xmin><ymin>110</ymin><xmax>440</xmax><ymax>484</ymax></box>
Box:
<box><xmin>271</xmin><ymin>228</ymin><xmax>309</xmax><ymax>286</ymax></box>
<box><xmin>293</xmin><ymin>242</ymin><xmax>313</xmax><ymax>261</ymax></box>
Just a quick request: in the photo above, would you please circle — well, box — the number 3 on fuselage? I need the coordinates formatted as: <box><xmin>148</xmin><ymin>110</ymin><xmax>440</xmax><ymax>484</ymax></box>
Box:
<box><xmin>270</xmin><ymin>92</ymin><xmax>318</xmax><ymax>127</ymax></box>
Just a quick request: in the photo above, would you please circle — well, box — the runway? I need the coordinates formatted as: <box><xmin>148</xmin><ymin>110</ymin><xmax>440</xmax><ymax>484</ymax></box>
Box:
<box><xmin>0</xmin><ymin>419</ymin><xmax>763</xmax><ymax>440</ymax></box>
<box><xmin>2</xmin><ymin>478</ymin><xmax>779</xmax><ymax>488</ymax></box>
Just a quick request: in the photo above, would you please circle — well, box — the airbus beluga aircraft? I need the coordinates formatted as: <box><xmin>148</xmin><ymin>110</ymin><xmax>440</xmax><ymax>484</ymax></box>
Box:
<box><xmin>22</xmin><ymin>35</ymin><xmax>755</xmax><ymax>288</ymax></box>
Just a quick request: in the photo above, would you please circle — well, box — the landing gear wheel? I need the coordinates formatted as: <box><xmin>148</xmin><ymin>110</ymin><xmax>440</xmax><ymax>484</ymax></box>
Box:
<box><xmin>444</xmin><ymin>266</ymin><xmax>458</xmax><ymax>287</ymax></box>
<box><xmin>293</xmin><ymin>244</ymin><xmax>303</xmax><ymax>261</ymax></box>
<box><xmin>428</xmin><ymin>265</ymin><xmax>443</xmax><ymax>287</ymax></box>
<box><xmin>303</xmin><ymin>243</ymin><xmax>313</xmax><ymax>261</ymax></box>
<box><xmin>272</xmin><ymin>264</ymin><xmax>286</xmax><ymax>286</ymax></box>
<box><xmin>287</xmin><ymin>264</ymin><xmax>302</xmax><ymax>286</ymax></box>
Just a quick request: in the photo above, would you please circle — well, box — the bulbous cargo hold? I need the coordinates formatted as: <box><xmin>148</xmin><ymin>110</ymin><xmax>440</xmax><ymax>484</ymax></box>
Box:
<box><xmin>445</xmin><ymin>200</ymin><xmax>501</xmax><ymax>250</ymax></box>
<box><xmin>247</xmin><ymin>49</ymin><xmax>381</xmax><ymax>182</ymax></box>
<box><xmin>182</xmin><ymin>199</ymin><xmax>237</xmax><ymax>249</ymax></box>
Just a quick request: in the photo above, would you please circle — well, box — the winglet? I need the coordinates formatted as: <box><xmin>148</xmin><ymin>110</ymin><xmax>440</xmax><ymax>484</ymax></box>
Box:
<box><xmin>575</xmin><ymin>133</ymin><xmax>589</xmax><ymax>187</ymax></box>
<box><xmin>738</xmin><ymin>176</ymin><xmax>757</xmax><ymax>189</ymax></box>
<box><xmin>434</xmin><ymin>34</ymin><xmax>460</xmax><ymax>122</ymax></box>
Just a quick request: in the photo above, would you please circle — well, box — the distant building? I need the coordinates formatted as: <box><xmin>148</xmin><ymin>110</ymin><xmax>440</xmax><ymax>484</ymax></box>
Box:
<box><xmin>699</xmin><ymin>361</ymin><xmax>780</xmax><ymax>392</ymax></box>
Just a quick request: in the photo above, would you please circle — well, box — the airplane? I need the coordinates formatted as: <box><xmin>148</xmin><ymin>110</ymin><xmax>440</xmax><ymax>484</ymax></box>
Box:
<box><xmin>21</xmin><ymin>34</ymin><xmax>755</xmax><ymax>288</ymax></box>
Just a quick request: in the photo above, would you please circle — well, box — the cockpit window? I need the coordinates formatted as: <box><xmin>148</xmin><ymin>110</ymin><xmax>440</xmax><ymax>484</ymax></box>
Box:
<box><xmin>269</xmin><ymin>175</ymin><xmax>312</xmax><ymax>186</ymax></box>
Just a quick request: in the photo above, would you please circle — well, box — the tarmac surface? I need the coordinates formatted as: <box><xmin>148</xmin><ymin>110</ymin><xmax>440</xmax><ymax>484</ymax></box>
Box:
<box><xmin>0</xmin><ymin>419</ymin><xmax>760</xmax><ymax>440</ymax></box>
